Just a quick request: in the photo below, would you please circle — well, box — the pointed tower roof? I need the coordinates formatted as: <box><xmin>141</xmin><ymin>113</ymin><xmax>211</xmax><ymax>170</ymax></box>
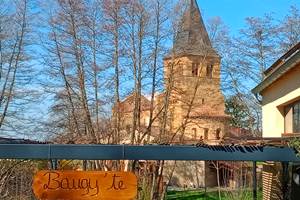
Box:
<box><xmin>168</xmin><ymin>0</ymin><xmax>219</xmax><ymax>58</ymax></box>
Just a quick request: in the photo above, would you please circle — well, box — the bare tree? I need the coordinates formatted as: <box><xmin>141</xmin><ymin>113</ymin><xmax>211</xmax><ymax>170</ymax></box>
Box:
<box><xmin>40</xmin><ymin>0</ymin><xmax>105</xmax><ymax>141</ymax></box>
<box><xmin>233</xmin><ymin>15</ymin><xmax>280</xmax><ymax>133</ymax></box>
<box><xmin>279</xmin><ymin>5</ymin><xmax>300</xmax><ymax>52</ymax></box>
<box><xmin>103</xmin><ymin>0</ymin><xmax>127</xmax><ymax>144</ymax></box>
<box><xmin>85</xmin><ymin>0</ymin><xmax>103</xmax><ymax>141</ymax></box>
<box><xmin>206</xmin><ymin>15</ymin><xmax>282</xmax><ymax>134</ymax></box>
<box><xmin>121</xmin><ymin>0</ymin><xmax>149</xmax><ymax>144</ymax></box>
<box><xmin>144</xmin><ymin>0</ymin><xmax>168</xmax><ymax>143</ymax></box>
<box><xmin>235</xmin><ymin>15</ymin><xmax>279</xmax><ymax>84</ymax></box>
<box><xmin>0</xmin><ymin>0</ymin><xmax>29</xmax><ymax>133</ymax></box>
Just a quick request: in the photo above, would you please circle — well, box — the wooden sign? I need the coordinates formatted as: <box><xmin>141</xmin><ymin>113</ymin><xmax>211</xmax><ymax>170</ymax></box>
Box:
<box><xmin>32</xmin><ymin>171</ymin><xmax>137</xmax><ymax>200</ymax></box>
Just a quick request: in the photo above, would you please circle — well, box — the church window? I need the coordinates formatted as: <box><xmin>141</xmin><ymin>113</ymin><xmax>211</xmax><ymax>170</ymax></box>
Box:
<box><xmin>192</xmin><ymin>63</ymin><xmax>199</xmax><ymax>76</ymax></box>
<box><xmin>206</xmin><ymin>64</ymin><xmax>213</xmax><ymax>78</ymax></box>
<box><xmin>192</xmin><ymin>128</ymin><xmax>197</xmax><ymax>139</ymax></box>
<box><xmin>204</xmin><ymin>128</ymin><xmax>209</xmax><ymax>140</ymax></box>
<box><xmin>126</xmin><ymin>125</ymin><xmax>131</xmax><ymax>133</ymax></box>
<box><xmin>216</xmin><ymin>128</ymin><xmax>221</xmax><ymax>140</ymax></box>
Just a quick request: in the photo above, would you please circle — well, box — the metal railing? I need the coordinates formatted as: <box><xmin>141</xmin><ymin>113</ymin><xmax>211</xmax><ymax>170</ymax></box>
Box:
<box><xmin>0</xmin><ymin>144</ymin><xmax>297</xmax><ymax>200</ymax></box>
<box><xmin>0</xmin><ymin>144</ymin><xmax>298</xmax><ymax>162</ymax></box>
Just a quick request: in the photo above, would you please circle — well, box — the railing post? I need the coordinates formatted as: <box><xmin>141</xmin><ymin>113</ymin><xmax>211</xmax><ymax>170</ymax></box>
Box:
<box><xmin>253</xmin><ymin>161</ymin><xmax>257</xmax><ymax>200</ymax></box>
<box><xmin>83</xmin><ymin>160</ymin><xmax>87</xmax><ymax>171</ymax></box>
<box><xmin>282</xmin><ymin>161</ymin><xmax>289</xmax><ymax>200</ymax></box>
<box><xmin>51</xmin><ymin>159</ymin><xmax>58</xmax><ymax>170</ymax></box>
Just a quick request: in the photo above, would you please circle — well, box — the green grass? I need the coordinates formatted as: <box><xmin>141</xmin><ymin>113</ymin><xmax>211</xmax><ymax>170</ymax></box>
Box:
<box><xmin>166</xmin><ymin>190</ymin><xmax>225</xmax><ymax>200</ymax></box>
<box><xmin>166</xmin><ymin>189</ymin><xmax>262</xmax><ymax>200</ymax></box>
<box><xmin>167</xmin><ymin>190</ymin><xmax>217</xmax><ymax>200</ymax></box>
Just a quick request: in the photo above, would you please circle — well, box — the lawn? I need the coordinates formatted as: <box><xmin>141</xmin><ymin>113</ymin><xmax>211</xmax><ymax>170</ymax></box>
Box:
<box><xmin>166</xmin><ymin>190</ymin><xmax>219</xmax><ymax>200</ymax></box>
<box><xmin>166</xmin><ymin>189</ymin><xmax>262</xmax><ymax>200</ymax></box>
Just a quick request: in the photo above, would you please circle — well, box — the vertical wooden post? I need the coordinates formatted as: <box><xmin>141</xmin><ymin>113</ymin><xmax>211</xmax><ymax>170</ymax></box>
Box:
<box><xmin>51</xmin><ymin>159</ymin><xmax>58</xmax><ymax>170</ymax></box>
<box><xmin>83</xmin><ymin>160</ymin><xmax>87</xmax><ymax>170</ymax></box>
<box><xmin>204</xmin><ymin>161</ymin><xmax>207</xmax><ymax>195</ymax></box>
<box><xmin>282</xmin><ymin>162</ymin><xmax>289</xmax><ymax>200</ymax></box>
<box><xmin>253</xmin><ymin>161</ymin><xmax>257</xmax><ymax>200</ymax></box>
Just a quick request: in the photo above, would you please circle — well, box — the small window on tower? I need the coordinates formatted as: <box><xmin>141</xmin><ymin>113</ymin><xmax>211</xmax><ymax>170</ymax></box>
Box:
<box><xmin>192</xmin><ymin>128</ymin><xmax>197</xmax><ymax>139</ymax></box>
<box><xmin>178</xmin><ymin>64</ymin><xmax>183</xmax><ymax>76</ymax></box>
<box><xmin>216</xmin><ymin>128</ymin><xmax>221</xmax><ymax>140</ymax></box>
<box><xmin>206</xmin><ymin>64</ymin><xmax>213</xmax><ymax>78</ymax></box>
<box><xmin>192</xmin><ymin>63</ymin><xmax>199</xmax><ymax>76</ymax></box>
<box><xmin>204</xmin><ymin>128</ymin><xmax>209</xmax><ymax>140</ymax></box>
<box><xmin>126</xmin><ymin>125</ymin><xmax>131</xmax><ymax>133</ymax></box>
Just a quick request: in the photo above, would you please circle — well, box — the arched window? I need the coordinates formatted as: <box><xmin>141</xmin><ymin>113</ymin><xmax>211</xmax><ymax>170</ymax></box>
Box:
<box><xmin>204</xmin><ymin>128</ymin><xmax>209</xmax><ymax>140</ymax></box>
<box><xmin>192</xmin><ymin>63</ymin><xmax>199</xmax><ymax>76</ymax></box>
<box><xmin>206</xmin><ymin>64</ymin><xmax>213</xmax><ymax>78</ymax></box>
<box><xmin>216</xmin><ymin>128</ymin><xmax>221</xmax><ymax>140</ymax></box>
<box><xmin>192</xmin><ymin>128</ymin><xmax>197</xmax><ymax>139</ymax></box>
<box><xmin>126</xmin><ymin>125</ymin><xmax>131</xmax><ymax>133</ymax></box>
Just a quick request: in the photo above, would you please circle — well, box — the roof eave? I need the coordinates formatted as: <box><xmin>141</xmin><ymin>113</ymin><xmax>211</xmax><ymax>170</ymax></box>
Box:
<box><xmin>264</xmin><ymin>42</ymin><xmax>300</xmax><ymax>76</ymax></box>
<box><xmin>252</xmin><ymin>50</ymin><xmax>300</xmax><ymax>95</ymax></box>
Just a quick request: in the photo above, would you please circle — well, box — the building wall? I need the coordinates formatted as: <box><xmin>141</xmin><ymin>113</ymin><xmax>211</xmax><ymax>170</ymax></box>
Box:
<box><xmin>165</xmin><ymin>161</ymin><xmax>218</xmax><ymax>188</ymax></box>
<box><xmin>184</xmin><ymin>118</ymin><xmax>226</xmax><ymax>141</ymax></box>
<box><xmin>162</xmin><ymin>55</ymin><xmax>227</xmax><ymax>139</ymax></box>
<box><xmin>261</xmin><ymin>63</ymin><xmax>300</xmax><ymax>137</ymax></box>
<box><xmin>120</xmin><ymin>111</ymin><xmax>150</xmax><ymax>129</ymax></box>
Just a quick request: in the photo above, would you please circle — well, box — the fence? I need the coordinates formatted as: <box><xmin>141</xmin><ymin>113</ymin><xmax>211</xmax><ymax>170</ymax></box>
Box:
<box><xmin>0</xmin><ymin>144</ymin><xmax>298</xmax><ymax>200</ymax></box>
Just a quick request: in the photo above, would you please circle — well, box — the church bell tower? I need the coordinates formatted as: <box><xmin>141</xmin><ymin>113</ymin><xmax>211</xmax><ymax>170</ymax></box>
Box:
<box><xmin>163</xmin><ymin>0</ymin><xmax>228</xmax><ymax>142</ymax></box>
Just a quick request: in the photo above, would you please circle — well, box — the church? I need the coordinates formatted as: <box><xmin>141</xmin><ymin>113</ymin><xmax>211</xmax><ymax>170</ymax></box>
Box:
<box><xmin>117</xmin><ymin>0</ymin><xmax>228</xmax><ymax>144</ymax></box>
<box><xmin>114</xmin><ymin>0</ymin><xmax>230</xmax><ymax>187</ymax></box>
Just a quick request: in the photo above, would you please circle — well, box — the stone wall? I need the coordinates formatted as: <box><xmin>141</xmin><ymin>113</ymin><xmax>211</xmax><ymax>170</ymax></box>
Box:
<box><xmin>165</xmin><ymin>161</ymin><xmax>217</xmax><ymax>188</ymax></box>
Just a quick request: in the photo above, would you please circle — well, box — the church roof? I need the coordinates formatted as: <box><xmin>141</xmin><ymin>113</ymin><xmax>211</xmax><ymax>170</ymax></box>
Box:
<box><xmin>118</xmin><ymin>94</ymin><xmax>151</xmax><ymax>113</ymax></box>
<box><xmin>166</xmin><ymin>0</ymin><xmax>219</xmax><ymax>59</ymax></box>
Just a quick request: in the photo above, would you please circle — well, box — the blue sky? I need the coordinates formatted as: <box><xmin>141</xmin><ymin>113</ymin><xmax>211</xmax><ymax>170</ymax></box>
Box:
<box><xmin>2</xmin><ymin>0</ymin><xmax>300</xmax><ymax>139</ymax></box>
<box><xmin>197</xmin><ymin>0</ymin><xmax>300</xmax><ymax>33</ymax></box>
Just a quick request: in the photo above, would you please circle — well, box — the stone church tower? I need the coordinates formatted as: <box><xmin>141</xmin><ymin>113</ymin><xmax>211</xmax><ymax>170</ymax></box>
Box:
<box><xmin>161</xmin><ymin>0</ymin><xmax>228</xmax><ymax>142</ymax></box>
<box><xmin>161</xmin><ymin>2</ymin><xmax>229</xmax><ymax>187</ymax></box>
<box><xmin>115</xmin><ymin>0</ymin><xmax>229</xmax><ymax>188</ymax></box>
<box><xmin>116</xmin><ymin>0</ymin><xmax>228</xmax><ymax>145</ymax></box>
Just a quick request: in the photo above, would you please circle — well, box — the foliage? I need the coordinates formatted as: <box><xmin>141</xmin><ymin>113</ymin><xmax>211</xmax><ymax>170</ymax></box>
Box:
<box><xmin>289</xmin><ymin>138</ymin><xmax>300</xmax><ymax>156</ymax></box>
<box><xmin>225</xmin><ymin>95</ymin><xmax>254</xmax><ymax>130</ymax></box>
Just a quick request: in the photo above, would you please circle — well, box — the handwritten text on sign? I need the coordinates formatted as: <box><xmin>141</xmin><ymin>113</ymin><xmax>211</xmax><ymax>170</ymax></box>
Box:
<box><xmin>32</xmin><ymin>171</ymin><xmax>137</xmax><ymax>200</ymax></box>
